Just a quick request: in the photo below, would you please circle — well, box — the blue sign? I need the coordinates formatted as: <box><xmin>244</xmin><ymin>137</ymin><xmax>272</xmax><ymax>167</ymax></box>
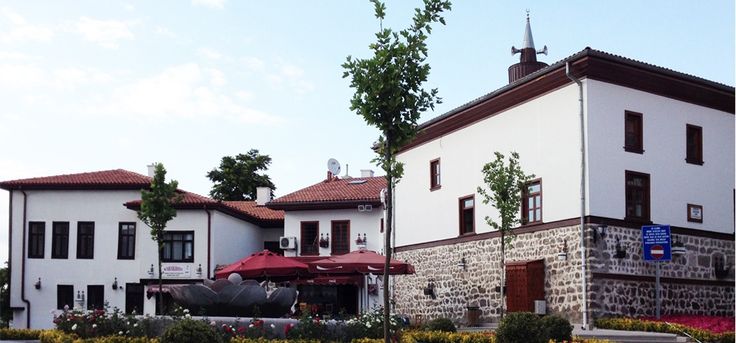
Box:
<box><xmin>642</xmin><ymin>225</ymin><xmax>671</xmax><ymax>261</ymax></box>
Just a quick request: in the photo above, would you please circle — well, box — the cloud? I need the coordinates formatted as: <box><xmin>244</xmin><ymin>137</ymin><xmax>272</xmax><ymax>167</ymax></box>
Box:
<box><xmin>0</xmin><ymin>7</ymin><xmax>54</xmax><ymax>42</ymax></box>
<box><xmin>191</xmin><ymin>0</ymin><xmax>227</xmax><ymax>9</ymax></box>
<box><xmin>154</xmin><ymin>26</ymin><xmax>177</xmax><ymax>38</ymax></box>
<box><xmin>0</xmin><ymin>63</ymin><xmax>113</xmax><ymax>90</ymax></box>
<box><xmin>198</xmin><ymin>47</ymin><xmax>222</xmax><ymax>60</ymax></box>
<box><xmin>75</xmin><ymin>17</ymin><xmax>135</xmax><ymax>49</ymax></box>
<box><xmin>242</xmin><ymin>56</ymin><xmax>265</xmax><ymax>72</ymax></box>
<box><xmin>92</xmin><ymin>63</ymin><xmax>281</xmax><ymax>125</ymax></box>
<box><xmin>0</xmin><ymin>51</ymin><xmax>41</xmax><ymax>61</ymax></box>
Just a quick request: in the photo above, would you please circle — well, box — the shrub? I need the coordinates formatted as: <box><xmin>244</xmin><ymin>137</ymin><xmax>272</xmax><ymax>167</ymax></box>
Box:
<box><xmin>595</xmin><ymin>317</ymin><xmax>734</xmax><ymax>343</ymax></box>
<box><xmin>160</xmin><ymin>318</ymin><xmax>222</xmax><ymax>343</ymax></box>
<box><xmin>495</xmin><ymin>312</ymin><xmax>544</xmax><ymax>343</ymax></box>
<box><xmin>0</xmin><ymin>328</ymin><xmax>47</xmax><ymax>340</ymax></box>
<box><xmin>422</xmin><ymin>317</ymin><xmax>456</xmax><ymax>333</ymax></box>
<box><xmin>540</xmin><ymin>315</ymin><xmax>572</xmax><ymax>342</ymax></box>
<box><xmin>39</xmin><ymin>330</ymin><xmax>159</xmax><ymax>343</ymax></box>
<box><xmin>401</xmin><ymin>330</ymin><xmax>496</xmax><ymax>343</ymax></box>
<box><xmin>285</xmin><ymin>310</ymin><xmax>326</xmax><ymax>340</ymax></box>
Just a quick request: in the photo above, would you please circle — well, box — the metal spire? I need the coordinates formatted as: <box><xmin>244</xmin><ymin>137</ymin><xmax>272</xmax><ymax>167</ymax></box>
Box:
<box><xmin>522</xmin><ymin>10</ymin><xmax>535</xmax><ymax>49</ymax></box>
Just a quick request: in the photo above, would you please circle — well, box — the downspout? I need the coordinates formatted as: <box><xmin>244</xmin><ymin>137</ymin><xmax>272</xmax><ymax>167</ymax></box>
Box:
<box><xmin>7</xmin><ymin>191</ymin><xmax>12</xmax><ymax>322</ymax></box>
<box><xmin>20</xmin><ymin>189</ymin><xmax>31</xmax><ymax>328</ymax></box>
<box><xmin>205</xmin><ymin>207</ymin><xmax>212</xmax><ymax>279</ymax></box>
<box><xmin>566</xmin><ymin>62</ymin><xmax>588</xmax><ymax>329</ymax></box>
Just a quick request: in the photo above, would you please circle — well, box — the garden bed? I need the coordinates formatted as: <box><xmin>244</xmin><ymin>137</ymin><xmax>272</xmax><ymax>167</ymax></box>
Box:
<box><xmin>595</xmin><ymin>316</ymin><xmax>735</xmax><ymax>343</ymax></box>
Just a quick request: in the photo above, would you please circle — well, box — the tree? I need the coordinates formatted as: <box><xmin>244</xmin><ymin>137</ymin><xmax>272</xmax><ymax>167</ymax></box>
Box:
<box><xmin>342</xmin><ymin>0</ymin><xmax>451</xmax><ymax>340</ymax></box>
<box><xmin>1</xmin><ymin>262</ymin><xmax>10</xmax><ymax>327</ymax></box>
<box><xmin>138</xmin><ymin>163</ymin><xmax>182</xmax><ymax>314</ymax></box>
<box><xmin>207</xmin><ymin>149</ymin><xmax>276</xmax><ymax>201</ymax></box>
<box><xmin>477</xmin><ymin>151</ymin><xmax>534</xmax><ymax>319</ymax></box>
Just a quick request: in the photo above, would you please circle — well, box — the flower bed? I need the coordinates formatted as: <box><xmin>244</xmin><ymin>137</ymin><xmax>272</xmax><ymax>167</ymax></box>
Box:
<box><xmin>595</xmin><ymin>316</ymin><xmax>735</xmax><ymax>343</ymax></box>
<box><xmin>641</xmin><ymin>315</ymin><xmax>734</xmax><ymax>334</ymax></box>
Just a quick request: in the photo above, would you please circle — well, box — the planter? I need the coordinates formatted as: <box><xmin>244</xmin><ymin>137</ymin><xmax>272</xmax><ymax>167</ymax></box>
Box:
<box><xmin>466</xmin><ymin>306</ymin><xmax>481</xmax><ymax>327</ymax></box>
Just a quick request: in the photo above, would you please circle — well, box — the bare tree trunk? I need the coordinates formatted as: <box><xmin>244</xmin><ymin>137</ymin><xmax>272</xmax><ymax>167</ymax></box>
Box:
<box><xmin>500</xmin><ymin>231</ymin><xmax>505</xmax><ymax>319</ymax></box>
<box><xmin>158</xmin><ymin>241</ymin><xmax>163</xmax><ymax>315</ymax></box>
<box><xmin>383</xmin><ymin>131</ymin><xmax>392</xmax><ymax>343</ymax></box>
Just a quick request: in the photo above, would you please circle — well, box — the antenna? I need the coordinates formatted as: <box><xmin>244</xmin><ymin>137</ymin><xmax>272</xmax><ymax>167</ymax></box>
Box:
<box><xmin>327</xmin><ymin>158</ymin><xmax>341</xmax><ymax>176</ymax></box>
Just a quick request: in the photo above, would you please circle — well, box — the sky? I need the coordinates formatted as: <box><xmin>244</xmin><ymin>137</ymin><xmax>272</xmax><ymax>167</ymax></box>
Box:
<box><xmin>0</xmin><ymin>0</ymin><xmax>733</xmax><ymax>263</ymax></box>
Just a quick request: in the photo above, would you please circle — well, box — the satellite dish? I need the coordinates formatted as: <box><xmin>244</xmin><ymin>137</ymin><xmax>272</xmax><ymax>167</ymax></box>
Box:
<box><xmin>327</xmin><ymin>158</ymin><xmax>341</xmax><ymax>175</ymax></box>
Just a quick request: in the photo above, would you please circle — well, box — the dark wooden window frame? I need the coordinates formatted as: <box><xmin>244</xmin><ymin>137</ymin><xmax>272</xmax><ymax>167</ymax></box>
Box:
<box><xmin>331</xmin><ymin>220</ymin><xmax>351</xmax><ymax>255</ymax></box>
<box><xmin>87</xmin><ymin>285</ymin><xmax>104</xmax><ymax>311</ymax></box>
<box><xmin>57</xmin><ymin>284</ymin><xmax>74</xmax><ymax>310</ymax></box>
<box><xmin>687</xmin><ymin>203</ymin><xmax>703</xmax><ymax>223</ymax></box>
<box><xmin>117</xmin><ymin>222</ymin><xmax>136</xmax><ymax>260</ymax></box>
<box><xmin>51</xmin><ymin>222</ymin><xmax>69</xmax><ymax>259</ymax></box>
<box><xmin>624</xmin><ymin>111</ymin><xmax>644</xmax><ymax>154</ymax></box>
<box><xmin>300</xmin><ymin>221</ymin><xmax>320</xmax><ymax>256</ymax></box>
<box><xmin>161</xmin><ymin>231</ymin><xmax>194</xmax><ymax>262</ymax></box>
<box><xmin>458</xmin><ymin>195</ymin><xmax>475</xmax><ymax>236</ymax></box>
<box><xmin>625</xmin><ymin>170</ymin><xmax>651</xmax><ymax>222</ymax></box>
<box><xmin>76</xmin><ymin>222</ymin><xmax>95</xmax><ymax>259</ymax></box>
<box><xmin>429</xmin><ymin>158</ymin><xmax>441</xmax><ymax>191</ymax></box>
<box><xmin>28</xmin><ymin>221</ymin><xmax>45</xmax><ymax>258</ymax></box>
<box><xmin>522</xmin><ymin>179</ymin><xmax>543</xmax><ymax>224</ymax></box>
<box><xmin>685</xmin><ymin>124</ymin><xmax>704</xmax><ymax>165</ymax></box>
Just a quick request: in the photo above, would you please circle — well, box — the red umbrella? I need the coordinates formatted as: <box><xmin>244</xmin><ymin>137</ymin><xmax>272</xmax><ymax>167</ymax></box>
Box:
<box><xmin>308</xmin><ymin>250</ymin><xmax>415</xmax><ymax>275</ymax></box>
<box><xmin>214</xmin><ymin>250</ymin><xmax>309</xmax><ymax>280</ymax></box>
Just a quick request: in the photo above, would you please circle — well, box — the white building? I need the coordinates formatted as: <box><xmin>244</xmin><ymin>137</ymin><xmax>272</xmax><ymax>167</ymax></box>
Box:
<box><xmin>391</xmin><ymin>17</ymin><xmax>734</xmax><ymax>324</ymax></box>
<box><xmin>266</xmin><ymin>170</ymin><xmax>387</xmax><ymax>315</ymax></box>
<box><xmin>1</xmin><ymin>169</ymin><xmax>283</xmax><ymax>328</ymax></box>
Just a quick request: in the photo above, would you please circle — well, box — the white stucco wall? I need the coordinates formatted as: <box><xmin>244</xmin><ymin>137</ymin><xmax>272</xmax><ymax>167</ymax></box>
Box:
<box><xmin>394</xmin><ymin>83</ymin><xmax>583</xmax><ymax>247</ymax></box>
<box><xmin>586</xmin><ymin>79</ymin><xmax>735</xmax><ymax>233</ymax></box>
<box><xmin>281</xmin><ymin>208</ymin><xmax>384</xmax><ymax>257</ymax></box>
<box><xmin>210</xmin><ymin>211</ymin><xmax>267</xmax><ymax>272</ymax></box>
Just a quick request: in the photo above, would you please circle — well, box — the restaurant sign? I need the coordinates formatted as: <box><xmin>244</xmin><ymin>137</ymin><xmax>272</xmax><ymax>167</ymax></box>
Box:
<box><xmin>162</xmin><ymin>264</ymin><xmax>191</xmax><ymax>278</ymax></box>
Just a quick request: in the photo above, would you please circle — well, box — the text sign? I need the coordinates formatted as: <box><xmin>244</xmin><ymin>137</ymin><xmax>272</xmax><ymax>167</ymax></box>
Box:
<box><xmin>161</xmin><ymin>264</ymin><xmax>191</xmax><ymax>278</ymax></box>
<box><xmin>642</xmin><ymin>225</ymin><xmax>671</xmax><ymax>261</ymax></box>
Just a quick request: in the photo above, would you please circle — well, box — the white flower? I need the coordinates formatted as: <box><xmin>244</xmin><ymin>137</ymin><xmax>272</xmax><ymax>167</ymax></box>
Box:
<box><xmin>249</xmin><ymin>324</ymin><xmax>254</xmax><ymax>328</ymax></box>
<box><xmin>92</xmin><ymin>324</ymin><xmax>97</xmax><ymax>328</ymax></box>
<box><xmin>134</xmin><ymin>323</ymin><xmax>139</xmax><ymax>327</ymax></box>
<box><xmin>183</xmin><ymin>309</ymin><xmax>189</xmax><ymax>314</ymax></box>
<box><xmin>119</xmin><ymin>331</ymin><xmax>123</xmax><ymax>335</ymax></box>
<box><xmin>210</xmin><ymin>321</ymin><xmax>217</xmax><ymax>326</ymax></box>
<box><xmin>72</xmin><ymin>324</ymin><xmax>78</xmax><ymax>331</ymax></box>
<box><xmin>185</xmin><ymin>314</ymin><xmax>191</xmax><ymax>318</ymax></box>
<box><xmin>270</xmin><ymin>323</ymin><xmax>276</xmax><ymax>329</ymax></box>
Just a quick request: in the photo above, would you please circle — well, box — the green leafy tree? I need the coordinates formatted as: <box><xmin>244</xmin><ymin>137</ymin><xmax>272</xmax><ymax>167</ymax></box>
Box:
<box><xmin>207</xmin><ymin>149</ymin><xmax>276</xmax><ymax>201</ymax></box>
<box><xmin>0</xmin><ymin>262</ymin><xmax>10</xmax><ymax>327</ymax></box>
<box><xmin>343</xmin><ymin>0</ymin><xmax>451</xmax><ymax>340</ymax></box>
<box><xmin>138</xmin><ymin>163</ymin><xmax>182</xmax><ymax>314</ymax></box>
<box><xmin>477</xmin><ymin>151</ymin><xmax>534</xmax><ymax>318</ymax></box>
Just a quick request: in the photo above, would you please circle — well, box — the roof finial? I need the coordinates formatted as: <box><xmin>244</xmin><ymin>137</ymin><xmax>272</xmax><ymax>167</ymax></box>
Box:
<box><xmin>526</xmin><ymin>9</ymin><xmax>530</xmax><ymax>21</ymax></box>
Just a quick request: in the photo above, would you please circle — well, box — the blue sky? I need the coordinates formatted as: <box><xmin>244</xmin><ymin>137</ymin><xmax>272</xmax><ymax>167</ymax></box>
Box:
<box><xmin>0</xmin><ymin>0</ymin><xmax>733</xmax><ymax>262</ymax></box>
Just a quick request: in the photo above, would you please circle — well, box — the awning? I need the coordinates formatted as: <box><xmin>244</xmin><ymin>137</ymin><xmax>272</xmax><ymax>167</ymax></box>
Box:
<box><xmin>294</xmin><ymin>275</ymin><xmax>364</xmax><ymax>286</ymax></box>
<box><xmin>308</xmin><ymin>250</ymin><xmax>415</xmax><ymax>275</ymax></box>
<box><xmin>214</xmin><ymin>249</ymin><xmax>309</xmax><ymax>280</ymax></box>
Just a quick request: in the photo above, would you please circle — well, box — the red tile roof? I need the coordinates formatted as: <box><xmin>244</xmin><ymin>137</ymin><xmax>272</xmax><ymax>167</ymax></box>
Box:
<box><xmin>0</xmin><ymin>169</ymin><xmax>151</xmax><ymax>190</ymax></box>
<box><xmin>223</xmin><ymin>201</ymin><xmax>284</xmax><ymax>221</ymax></box>
<box><xmin>267</xmin><ymin>176</ymin><xmax>386</xmax><ymax>210</ymax></box>
<box><xmin>0</xmin><ymin>169</ymin><xmax>283</xmax><ymax>227</ymax></box>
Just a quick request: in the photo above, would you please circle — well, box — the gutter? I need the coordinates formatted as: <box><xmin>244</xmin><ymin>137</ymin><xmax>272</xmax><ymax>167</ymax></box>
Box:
<box><xmin>20</xmin><ymin>190</ymin><xmax>31</xmax><ymax>328</ymax></box>
<box><xmin>205</xmin><ymin>207</ymin><xmax>212</xmax><ymax>279</ymax></box>
<box><xmin>566</xmin><ymin>61</ymin><xmax>589</xmax><ymax>329</ymax></box>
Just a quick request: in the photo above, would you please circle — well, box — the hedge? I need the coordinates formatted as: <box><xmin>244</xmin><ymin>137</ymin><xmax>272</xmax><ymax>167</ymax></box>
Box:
<box><xmin>39</xmin><ymin>330</ymin><xmax>160</xmax><ymax>343</ymax></box>
<box><xmin>0</xmin><ymin>328</ymin><xmax>49</xmax><ymax>340</ymax></box>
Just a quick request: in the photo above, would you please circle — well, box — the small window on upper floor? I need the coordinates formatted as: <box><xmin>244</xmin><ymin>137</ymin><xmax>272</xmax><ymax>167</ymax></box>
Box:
<box><xmin>52</xmin><ymin>222</ymin><xmax>69</xmax><ymax>259</ymax></box>
<box><xmin>300</xmin><ymin>221</ymin><xmax>319</xmax><ymax>256</ymax></box>
<box><xmin>28</xmin><ymin>222</ymin><xmax>45</xmax><ymax>259</ymax></box>
<box><xmin>522</xmin><ymin>180</ymin><xmax>542</xmax><ymax>224</ymax></box>
<box><xmin>625</xmin><ymin>171</ymin><xmax>650</xmax><ymax>222</ymax></box>
<box><xmin>624</xmin><ymin>111</ymin><xmax>644</xmax><ymax>153</ymax></box>
<box><xmin>77</xmin><ymin>222</ymin><xmax>95</xmax><ymax>259</ymax></box>
<box><xmin>686</xmin><ymin>124</ymin><xmax>703</xmax><ymax>165</ymax></box>
<box><xmin>430</xmin><ymin>159</ymin><xmax>441</xmax><ymax>190</ymax></box>
<box><xmin>458</xmin><ymin>195</ymin><xmax>475</xmax><ymax>235</ymax></box>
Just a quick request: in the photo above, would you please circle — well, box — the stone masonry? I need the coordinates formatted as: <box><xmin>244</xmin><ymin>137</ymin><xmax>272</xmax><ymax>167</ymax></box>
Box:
<box><xmin>392</xmin><ymin>224</ymin><xmax>734</xmax><ymax>325</ymax></box>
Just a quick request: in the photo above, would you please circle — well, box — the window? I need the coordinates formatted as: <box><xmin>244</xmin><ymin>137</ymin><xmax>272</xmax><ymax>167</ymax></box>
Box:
<box><xmin>87</xmin><ymin>285</ymin><xmax>104</xmax><ymax>311</ymax></box>
<box><xmin>686</xmin><ymin>124</ymin><xmax>703</xmax><ymax>165</ymax></box>
<box><xmin>161</xmin><ymin>231</ymin><xmax>194</xmax><ymax>262</ymax></box>
<box><xmin>52</xmin><ymin>222</ymin><xmax>69</xmax><ymax>259</ymax></box>
<box><xmin>522</xmin><ymin>180</ymin><xmax>542</xmax><ymax>224</ymax></box>
<box><xmin>300</xmin><ymin>222</ymin><xmax>319</xmax><ymax>256</ymax></box>
<box><xmin>331</xmin><ymin>221</ymin><xmax>350</xmax><ymax>255</ymax></box>
<box><xmin>430</xmin><ymin>158</ymin><xmax>441</xmax><ymax>190</ymax></box>
<box><xmin>117</xmin><ymin>222</ymin><xmax>136</xmax><ymax>260</ymax></box>
<box><xmin>57</xmin><ymin>285</ymin><xmax>74</xmax><ymax>310</ymax></box>
<box><xmin>624</xmin><ymin>111</ymin><xmax>643</xmax><ymax>153</ymax></box>
<box><xmin>28</xmin><ymin>222</ymin><xmax>45</xmax><ymax>258</ymax></box>
<box><xmin>625</xmin><ymin>171</ymin><xmax>650</xmax><ymax>221</ymax></box>
<box><xmin>458</xmin><ymin>195</ymin><xmax>475</xmax><ymax>235</ymax></box>
<box><xmin>76</xmin><ymin>222</ymin><xmax>95</xmax><ymax>259</ymax></box>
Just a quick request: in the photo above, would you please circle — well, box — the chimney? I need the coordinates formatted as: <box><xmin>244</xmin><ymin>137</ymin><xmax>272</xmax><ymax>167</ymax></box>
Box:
<box><xmin>147</xmin><ymin>164</ymin><xmax>156</xmax><ymax>177</ymax></box>
<box><xmin>361</xmin><ymin>169</ymin><xmax>374</xmax><ymax>178</ymax></box>
<box><xmin>256</xmin><ymin>187</ymin><xmax>272</xmax><ymax>206</ymax></box>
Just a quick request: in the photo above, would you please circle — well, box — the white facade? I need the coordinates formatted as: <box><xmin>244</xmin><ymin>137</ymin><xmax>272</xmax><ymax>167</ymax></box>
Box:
<box><xmin>281</xmin><ymin>208</ymin><xmax>384</xmax><ymax>257</ymax></box>
<box><xmin>395</xmin><ymin>83</ymin><xmax>582</xmax><ymax>246</ymax></box>
<box><xmin>394</xmin><ymin>75</ymin><xmax>735</xmax><ymax>247</ymax></box>
<box><xmin>7</xmin><ymin>188</ymin><xmax>281</xmax><ymax>328</ymax></box>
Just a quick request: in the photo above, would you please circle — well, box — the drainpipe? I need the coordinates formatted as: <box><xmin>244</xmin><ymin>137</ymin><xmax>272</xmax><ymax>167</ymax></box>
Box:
<box><xmin>205</xmin><ymin>207</ymin><xmax>212</xmax><ymax>279</ymax></box>
<box><xmin>566</xmin><ymin>62</ymin><xmax>588</xmax><ymax>329</ymax></box>
<box><xmin>7</xmin><ymin>191</ymin><xmax>12</xmax><ymax>323</ymax></box>
<box><xmin>20</xmin><ymin>189</ymin><xmax>31</xmax><ymax>328</ymax></box>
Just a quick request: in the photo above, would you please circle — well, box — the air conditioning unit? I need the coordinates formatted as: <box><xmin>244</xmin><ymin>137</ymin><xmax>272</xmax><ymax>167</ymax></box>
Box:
<box><xmin>279</xmin><ymin>236</ymin><xmax>297</xmax><ymax>250</ymax></box>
